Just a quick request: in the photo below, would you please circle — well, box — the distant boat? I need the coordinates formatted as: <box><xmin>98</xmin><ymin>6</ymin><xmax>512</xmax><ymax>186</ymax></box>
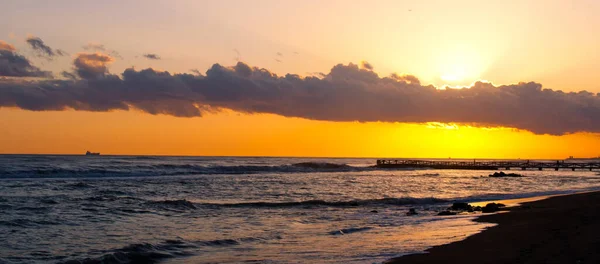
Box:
<box><xmin>85</xmin><ymin>151</ymin><xmax>100</xmax><ymax>156</ymax></box>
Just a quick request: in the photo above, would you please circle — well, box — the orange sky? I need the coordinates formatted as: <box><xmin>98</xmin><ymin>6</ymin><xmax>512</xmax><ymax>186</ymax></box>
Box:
<box><xmin>1</xmin><ymin>108</ymin><xmax>598</xmax><ymax>158</ymax></box>
<box><xmin>1</xmin><ymin>0</ymin><xmax>600</xmax><ymax>158</ymax></box>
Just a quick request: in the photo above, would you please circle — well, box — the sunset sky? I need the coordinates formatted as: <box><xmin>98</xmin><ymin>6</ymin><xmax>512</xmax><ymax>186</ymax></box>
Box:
<box><xmin>1</xmin><ymin>0</ymin><xmax>600</xmax><ymax>158</ymax></box>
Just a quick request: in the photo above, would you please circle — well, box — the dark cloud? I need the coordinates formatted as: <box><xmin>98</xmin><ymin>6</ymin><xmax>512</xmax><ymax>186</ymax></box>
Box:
<box><xmin>26</xmin><ymin>36</ymin><xmax>54</xmax><ymax>57</ymax></box>
<box><xmin>143</xmin><ymin>53</ymin><xmax>161</xmax><ymax>60</ymax></box>
<box><xmin>0</xmin><ymin>49</ymin><xmax>52</xmax><ymax>78</ymax></box>
<box><xmin>60</xmin><ymin>71</ymin><xmax>77</xmax><ymax>80</ymax></box>
<box><xmin>72</xmin><ymin>52</ymin><xmax>114</xmax><ymax>80</ymax></box>
<box><xmin>26</xmin><ymin>36</ymin><xmax>65</xmax><ymax>59</ymax></box>
<box><xmin>390</xmin><ymin>73</ymin><xmax>420</xmax><ymax>85</ymax></box>
<box><xmin>0</xmin><ymin>40</ymin><xmax>16</xmax><ymax>51</ymax></box>
<box><xmin>1</xmin><ymin>61</ymin><xmax>599</xmax><ymax>135</ymax></box>
<box><xmin>56</xmin><ymin>49</ymin><xmax>69</xmax><ymax>56</ymax></box>
<box><xmin>233</xmin><ymin>49</ymin><xmax>240</xmax><ymax>61</ymax></box>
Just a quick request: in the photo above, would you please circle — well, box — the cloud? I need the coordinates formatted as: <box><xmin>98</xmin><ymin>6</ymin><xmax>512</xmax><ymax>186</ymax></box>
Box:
<box><xmin>82</xmin><ymin>43</ymin><xmax>122</xmax><ymax>59</ymax></box>
<box><xmin>143</xmin><ymin>53</ymin><xmax>161</xmax><ymax>60</ymax></box>
<box><xmin>0</xmin><ymin>49</ymin><xmax>52</xmax><ymax>78</ymax></box>
<box><xmin>361</xmin><ymin>61</ymin><xmax>373</xmax><ymax>70</ymax></box>
<box><xmin>56</xmin><ymin>49</ymin><xmax>69</xmax><ymax>56</ymax></box>
<box><xmin>26</xmin><ymin>36</ymin><xmax>65</xmax><ymax>59</ymax></box>
<box><xmin>72</xmin><ymin>52</ymin><xmax>114</xmax><ymax>80</ymax></box>
<box><xmin>83</xmin><ymin>43</ymin><xmax>106</xmax><ymax>51</ymax></box>
<box><xmin>0</xmin><ymin>40</ymin><xmax>16</xmax><ymax>51</ymax></box>
<box><xmin>233</xmin><ymin>49</ymin><xmax>241</xmax><ymax>62</ymax></box>
<box><xmin>0</xmin><ymin>61</ymin><xmax>599</xmax><ymax>135</ymax></box>
<box><xmin>60</xmin><ymin>71</ymin><xmax>77</xmax><ymax>80</ymax></box>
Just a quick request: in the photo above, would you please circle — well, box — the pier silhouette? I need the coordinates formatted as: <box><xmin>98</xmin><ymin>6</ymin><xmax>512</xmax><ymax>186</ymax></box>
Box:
<box><xmin>376</xmin><ymin>159</ymin><xmax>600</xmax><ymax>171</ymax></box>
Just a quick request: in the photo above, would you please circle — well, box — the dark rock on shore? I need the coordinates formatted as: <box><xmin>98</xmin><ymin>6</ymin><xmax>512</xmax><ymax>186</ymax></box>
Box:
<box><xmin>437</xmin><ymin>211</ymin><xmax>457</xmax><ymax>216</ymax></box>
<box><xmin>438</xmin><ymin>202</ymin><xmax>505</xmax><ymax>216</ymax></box>
<box><xmin>450</xmin><ymin>202</ymin><xmax>472</xmax><ymax>211</ymax></box>
<box><xmin>482</xmin><ymin>203</ymin><xmax>506</xmax><ymax>213</ymax></box>
<box><xmin>489</xmin><ymin>172</ymin><xmax>523</xmax><ymax>178</ymax></box>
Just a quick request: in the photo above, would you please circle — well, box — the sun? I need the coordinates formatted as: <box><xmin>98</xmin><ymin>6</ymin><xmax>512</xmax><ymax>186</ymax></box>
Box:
<box><xmin>434</xmin><ymin>46</ymin><xmax>489</xmax><ymax>86</ymax></box>
<box><xmin>440</xmin><ymin>74</ymin><xmax>463</xmax><ymax>82</ymax></box>
<box><xmin>440</xmin><ymin>64</ymin><xmax>468</xmax><ymax>83</ymax></box>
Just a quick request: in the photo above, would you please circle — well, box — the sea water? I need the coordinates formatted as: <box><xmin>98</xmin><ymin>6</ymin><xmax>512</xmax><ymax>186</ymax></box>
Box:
<box><xmin>1</xmin><ymin>155</ymin><xmax>600</xmax><ymax>263</ymax></box>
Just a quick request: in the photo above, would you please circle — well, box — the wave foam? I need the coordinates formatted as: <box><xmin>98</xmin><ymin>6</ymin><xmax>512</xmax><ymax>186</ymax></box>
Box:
<box><xmin>197</xmin><ymin>197</ymin><xmax>448</xmax><ymax>209</ymax></box>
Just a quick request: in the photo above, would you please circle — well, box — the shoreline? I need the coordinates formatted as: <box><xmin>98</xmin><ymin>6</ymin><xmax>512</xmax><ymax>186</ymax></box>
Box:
<box><xmin>386</xmin><ymin>190</ymin><xmax>600</xmax><ymax>263</ymax></box>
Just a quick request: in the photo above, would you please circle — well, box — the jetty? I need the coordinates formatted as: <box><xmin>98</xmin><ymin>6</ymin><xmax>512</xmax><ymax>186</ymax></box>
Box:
<box><xmin>376</xmin><ymin>159</ymin><xmax>600</xmax><ymax>171</ymax></box>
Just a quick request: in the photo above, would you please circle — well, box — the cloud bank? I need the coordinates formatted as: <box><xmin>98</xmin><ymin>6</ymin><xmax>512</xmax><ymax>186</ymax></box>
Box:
<box><xmin>0</xmin><ymin>53</ymin><xmax>599</xmax><ymax>135</ymax></box>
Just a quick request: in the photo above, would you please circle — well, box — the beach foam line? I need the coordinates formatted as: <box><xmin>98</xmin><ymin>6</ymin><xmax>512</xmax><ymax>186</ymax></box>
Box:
<box><xmin>328</xmin><ymin>226</ymin><xmax>374</xmax><ymax>235</ymax></box>
<box><xmin>195</xmin><ymin>197</ymin><xmax>449</xmax><ymax>208</ymax></box>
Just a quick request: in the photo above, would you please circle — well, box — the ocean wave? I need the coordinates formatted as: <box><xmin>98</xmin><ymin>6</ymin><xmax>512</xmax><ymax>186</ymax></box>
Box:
<box><xmin>58</xmin><ymin>240</ymin><xmax>195</xmax><ymax>264</ymax></box>
<box><xmin>197</xmin><ymin>197</ymin><xmax>448</xmax><ymax>208</ymax></box>
<box><xmin>146</xmin><ymin>199</ymin><xmax>197</xmax><ymax>210</ymax></box>
<box><xmin>83</xmin><ymin>195</ymin><xmax>142</xmax><ymax>202</ymax></box>
<box><xmin>0</xmin><ymin>162</ymin><xmax>384</xmax><ymax>179</ymax></box>
<box><xmin>328</xmin><ymin>226</ymin><xmax>373</xmax><ymax>235</ymax></box>
<box><xmin>0</xmin><ymin>218</ymin><xmax>61</xmax><ymax>227</ymax></box>
<box><xmin>59</xmin><ymin>237</ymin><xmax>265</xmax><ymax>264</ymax></box>
<box><xmin>65</xmin><ymin>182</ymin><xmax>93</xmax><ymax>188</ymax></box>
<box><xmin>291</xmin><ymin>162</ymin><xmax>353</xmax><ymax>169</ymax></box>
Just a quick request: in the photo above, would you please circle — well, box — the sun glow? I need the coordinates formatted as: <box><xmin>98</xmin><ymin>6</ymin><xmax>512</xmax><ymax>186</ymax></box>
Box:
<box><xmin>433</xmin><ymin>45</ymin><xmax>491</xmax><ymax>87</ymax></box>
<box><xmin>440</xmin><ymin>74</ymin><xmax>463</xmax><ymax>82</ymax></box>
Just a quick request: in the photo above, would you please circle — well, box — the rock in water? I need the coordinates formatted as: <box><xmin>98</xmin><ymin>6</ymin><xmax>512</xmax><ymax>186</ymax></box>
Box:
<box><xmin>406</xmin><ymin>208</ymin><xmax>418</xmax><ymax>216</ymax></box>
<box><xmin>489</xmin><ymin>171</ymin><xmax>523</xmax><ymax>178</ymax></box>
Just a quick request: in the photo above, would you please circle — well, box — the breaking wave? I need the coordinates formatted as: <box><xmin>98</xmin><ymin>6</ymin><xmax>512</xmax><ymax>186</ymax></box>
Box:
<box><xmin>0</xmin><ymin>162</ymin><xmax>383</xmax><ymax>179</ymax></box>
<box><xmin>59</xmin><ymin>237</ymin><xmax>275</xmax><ymax>264</ymax></box>
<box><xmin>58</xmin><ymin>240</ymin><xmax>195</xmax><ymax>264</ymax></box>
<box><xmin>196</xmin><ymin>197</ymin><xmax>448</xmax><ymax>208</ymax></box>
<box><xmin>328</xmin><ymin>226</ymin><xmax>374</xmax><ymax>235</ymax></box>
<box><xmin>146</xmin><ymin>199</ymin><xmax>197</xmax><ymax>210</ymax></box>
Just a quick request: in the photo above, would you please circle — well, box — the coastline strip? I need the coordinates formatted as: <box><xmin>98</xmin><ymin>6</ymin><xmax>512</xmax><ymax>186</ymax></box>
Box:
<box><xmin>386</xmin><ymin>191</ymin><xmax>600</xmax><ymax>263</ymax></box>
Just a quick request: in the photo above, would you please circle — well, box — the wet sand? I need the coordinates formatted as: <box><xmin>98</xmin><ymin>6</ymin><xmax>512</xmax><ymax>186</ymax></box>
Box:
<box><xmin>387</xmin><ymin>191</ymin><xmax>600</xmax><ymax>264</ymax></box>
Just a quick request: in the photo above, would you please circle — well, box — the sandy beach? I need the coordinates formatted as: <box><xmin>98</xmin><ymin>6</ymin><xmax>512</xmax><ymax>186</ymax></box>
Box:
<box><xmin>387</xmin><ymin>191</ymin><xmax>600</xmax><ymax>264</ymax></box>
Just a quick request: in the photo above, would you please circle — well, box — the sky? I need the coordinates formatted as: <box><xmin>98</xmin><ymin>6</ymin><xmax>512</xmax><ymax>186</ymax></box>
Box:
<box><xmin>1</xmin><ymin>0</ymin><xmax>600</xmax><ymax>158</ymax></box>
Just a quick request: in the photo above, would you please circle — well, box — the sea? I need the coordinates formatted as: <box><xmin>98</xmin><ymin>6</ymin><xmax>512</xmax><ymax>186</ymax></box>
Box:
<box><xmin>1</xmin><ymin>155</ymin><xmax>600</xmax><ymax>264</ymax></box>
